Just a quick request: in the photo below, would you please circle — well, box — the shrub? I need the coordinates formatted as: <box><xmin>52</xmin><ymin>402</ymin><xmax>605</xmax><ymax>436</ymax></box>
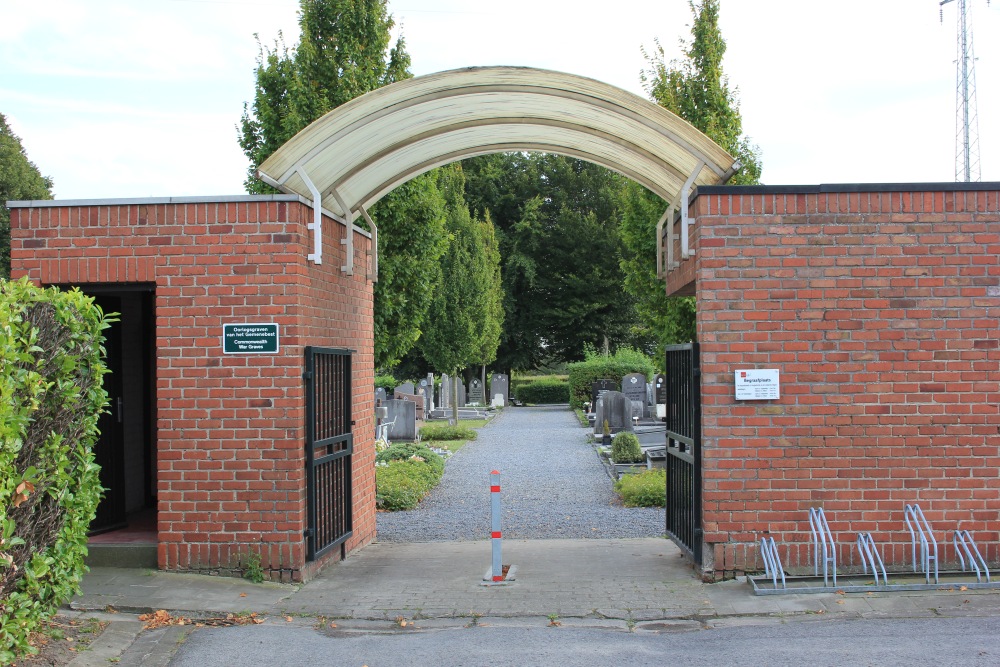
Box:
<box><xmin>376</xmin><ymin>461</ymin><xmax>434</xmax><ymax>511</ymax></box>
<box><xmin>566</xmin><ymin>347</ymin><xmax>657</xmax><ymax>408</ymax></box>
<box><xmin>0</xmin><ymin>278</ymin><xmax>110</xmax><ymax>662</ymax></box>
<box><xmin>514</xmin><ymin>378</ymin><xmax>569</xmax><ymax>404</ymax></box>
<box><xmin>375</xmin><ymin>374</ymin><xmax>397</xmax><ymax>393</ymax></box>
<box><xmin>419</xmin><ymin>424</ymin><xmax>477</xmax><ymax>442</ymax></box>
<box><xmin>614</xmin><ymin>469</ymin><xmax>666</xmax><ymax>507</ymax></box>
<box><xmin>611</xmin><ymin>432</ymin><xmax>644</xmax><ymax>464</ymax></box>
<box><xmin>376</xmin><ymin>443</ymin><xmax>445</xmax><ymax>478</ymax></box>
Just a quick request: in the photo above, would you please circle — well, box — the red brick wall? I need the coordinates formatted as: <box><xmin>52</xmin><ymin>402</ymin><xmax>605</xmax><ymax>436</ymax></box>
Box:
<box><xmin>681</xmin><ymin>185</ymin><xmax>1000</xmax><ymax>580</ymax></box>
<box><xmin>10</xmin><ymin>197</ymin><xmax>375</xmax><ymax>581</ymax></box>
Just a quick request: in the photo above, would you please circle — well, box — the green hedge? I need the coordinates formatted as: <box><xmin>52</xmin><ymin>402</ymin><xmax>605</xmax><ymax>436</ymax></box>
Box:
<box><xmin>614</xmin><ymin>470</ymin><xmax>666</xmax><ymax>507</ymax></box>
<box><xmin>419</xmin><ymin>424</ymin><xmax>477</xmax><ymax>442</ymax></box>
<box><xmin>514</xmin><ymin>378</ymin><xmax>569</xmax><ymax>404</ymax></box>
<box><xmin>375</xmin><ymin>443</ymin><xmax>446</xmax><ymax>511</ymax></box>
<box><xmin>375</xmin><ymin>374</ymin><xmax>397</xmax><ymax>393</ymax></box>
<box><xmin>0</xmin><ymin>278</ymin><xmax>110</xmax><ymax>662</ymax></box>
<box><xmin>566</xmin><ymin>348</ymin><xmax>657</xmax><ymax>409</ymax></box>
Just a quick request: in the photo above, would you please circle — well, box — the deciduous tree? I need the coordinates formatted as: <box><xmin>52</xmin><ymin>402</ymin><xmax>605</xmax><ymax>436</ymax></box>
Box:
<box><xmin>0</xmin><ymin>114</ymin><xmax>53</xmax><ymax>279</ymax></box>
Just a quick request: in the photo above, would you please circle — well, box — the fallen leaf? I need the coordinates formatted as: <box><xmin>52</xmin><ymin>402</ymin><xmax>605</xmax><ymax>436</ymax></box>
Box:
<box><xmin>329</xmin><ymin>622</ymin><xmax>337</xmax><ymax>628</ymax></box>
<box><xmin>835</xmin><ymin>590</ymin><xmax>845</xmax><ymax>595</ymax></box>
<box><xmin>285</xmin><ymin>616</ymin><xmax>293</xmax><ymax>623</ymax></box>
<box><xmin>836</xmin><ymin>600</ymin><xmax>845</xmax><ymax>605</ymax></box>
<box><xmin>960</xmin><ymin>586</ymin><xmax>969</xmax><ymax>592</ymax></box>
<box><xmin>240</xmin><ymin>593</ymin><xmax>247</xmax><ymax>597</ymax></box>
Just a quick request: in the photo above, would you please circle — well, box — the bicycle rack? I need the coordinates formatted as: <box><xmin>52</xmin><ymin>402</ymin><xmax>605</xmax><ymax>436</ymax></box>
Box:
<box><xmin>809</xmin><ymin>507</ymin><xmax>837</xmax><ymax>587</ymax></box>
<box><xmin>856</xmin><ymin>532</ymin><xmax>888</xmax><ymax>586</ymax></box>
<box><xmin>954</xmin><ymin>530</ymin><xmax>991</xmax><ymax>583</ymax></box>
<box><xmin>759</xmin><ymin>536</ymin><xmax>786</xmax><ymax>590</ymax></box>
<box><xmin>904</xmin><ymin>504</ymin><xmax>939</xmax><ymax>584</ymax></box>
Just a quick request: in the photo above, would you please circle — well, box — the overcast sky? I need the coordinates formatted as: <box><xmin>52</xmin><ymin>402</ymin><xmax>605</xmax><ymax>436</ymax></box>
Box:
<box><xmin>3</xmin><ymin>0</ymin><xmax>998</xmax><ymax>200</ymax></box>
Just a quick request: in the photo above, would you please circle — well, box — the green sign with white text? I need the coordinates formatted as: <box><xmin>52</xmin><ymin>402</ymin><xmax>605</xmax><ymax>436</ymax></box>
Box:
<box><xmin>223</xmin><ymin>323</ymin><xmax>279</xmax><ymax>354</ymax></box>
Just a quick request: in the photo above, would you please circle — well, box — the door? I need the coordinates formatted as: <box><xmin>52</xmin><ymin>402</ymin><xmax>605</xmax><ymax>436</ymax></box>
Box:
<box><xmin>90</xmin><ymin>295</ymin><xmax>127</xmax><ymax>533</ymax></box>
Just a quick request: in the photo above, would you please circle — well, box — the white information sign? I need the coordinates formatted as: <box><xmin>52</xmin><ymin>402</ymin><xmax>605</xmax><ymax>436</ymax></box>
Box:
<box><xmin>734</xmin><ymin>369</ymin><xmax>780</xmax><ymax>400</ymax></box>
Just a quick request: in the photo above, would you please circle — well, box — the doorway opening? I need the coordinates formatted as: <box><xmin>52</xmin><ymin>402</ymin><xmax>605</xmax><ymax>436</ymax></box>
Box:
<box><xmin>60</xmin><ymin>284</ymin><xmax>157</xmax><ymax>544</ymax></box>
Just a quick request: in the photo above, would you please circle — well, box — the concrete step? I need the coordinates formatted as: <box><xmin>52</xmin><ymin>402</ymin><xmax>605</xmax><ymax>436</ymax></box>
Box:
<box><xmin>86</xmin><ymin>543</ymin><xmax>157</xmax><ymax>569</ymax></box>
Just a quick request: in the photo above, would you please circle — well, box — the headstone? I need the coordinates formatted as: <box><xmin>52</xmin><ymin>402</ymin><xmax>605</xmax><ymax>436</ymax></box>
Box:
<box><xmin>383</xmin><ymin>399</ymin><xmax>417</xmax><ymax>441</ymax></box>
<box><xmin>419</xmin><ymin>376</ymin><xmax>433</xmax><ymax>413</ymax></box>
<box><xmin>622</xmin><ymin>373</ymin><xmax>647</xmax><ymax>418</ymax></box>
<box><xmin>591</xmin><ymin>379</ymin><xmax>617</xmax><ymax>410</ymax></box>
<box><xmin>439</xmin><ymin>373</ymin><xmax>451</xmax><ymax>409</ymax></box>
<box><xmin>457</xmin><ymin>378</ymin><xmax>466</xmax><ymax>407</ymax></box>
<box><xmin>468</xmin><ymin>378</ymin><xmax>485</xmax><ymax>405</ymax></box>
<box><xmin>594</xmin><ymin>391</ymin><xmax>633</xmax><ymax>434</ymax></box>
<box><xmin>395</xmin><ymin>382</ymin><xmax>415</xmax><ymax>397</ymax></box>
<box><xmin>489</xmin><ymin>373</ymin><xmax>509</xmax><ymax>406</ymax></box>
<box><xmin>375</xmin><ymin>387</ymin><xmax>387</xmax><ymax>405</ymax></box>
<box><xmin>397</xmin><ymin>393</ymin><xmax>425</xmax><ymax>420</ymax></box>
<box><xmin>646</xmin><ymin>382</ymin><xmax>655</xmax><ymax>408</ymax></box>
<box><xmin>654</xmin><ymin>374</ymin><xmax>667</xmax><ymax>404</ymax></box>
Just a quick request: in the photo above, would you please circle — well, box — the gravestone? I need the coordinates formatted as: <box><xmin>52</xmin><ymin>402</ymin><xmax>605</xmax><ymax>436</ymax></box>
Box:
<box><xmin>439</xmin><ymin>373</ymin><xmax>451</xmax><ymax>409</ymax></box>
<box><xmin>397</xmin><ymin>393</ymin><xmax>425</xmax><ymax>420</ymax></box>
<box><xmin>419</xmin><ymin>376</ymin><xmax>434</xmax><ymax>413</ymax></box>
<box><xmin>489</xmin><ymin>373</ymin><xmax>509</xmax><ymax>406</ymax></box>
<box><xmin>394</xmin><ymin>382</ymin><xmax>415</xmax><ymax>397</ymax></box>
<box><xmin>383</xmin><ymin>399</ymin><xmax>417</xmax><ymax>441</ymax></box>
<box><xmin>594</xmin><ymin>390</ymin><xmax>633</xmax><ymax>434</ymax></box>
<box><xmin>654</xmin><ymin>374</ymin><xmax>667</xmax><ymax>404</ymax></box>
<box><xmin>375</xmin><ymin>387</ymin><xmax>387</xmax><ymax>405</ymax></box>
<box><xmin>457</xmin><ymin>378</ymin><xmax>466</xmax><ymax>407</ymax></box>
<box><xmin>468</xmin><ymin>378</ymin><xmax>485</xmax><ymax>405</ymax></box>
<box><xmin>654</xmin><ymin>373</ymin><xmax>667</xmax><ymax>420</ymax></box>
<box><xmin>591</xmin><ymin>379</ymin><xmax>617</xmax><ymax>410</ymax></box>
<box><xmin>622</xmin><ymin>373</ymin><xmax>647</xmax><ymax>418</ymax></box>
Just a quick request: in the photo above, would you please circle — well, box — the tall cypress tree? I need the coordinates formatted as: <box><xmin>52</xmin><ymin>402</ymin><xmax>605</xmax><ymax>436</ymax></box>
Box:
<box><xmin>620</xmin><ymin>0</ymin><xmax>762</xmax><ymax>347</ymax></box>
<box><xmin>238</xmin><ymin>0</ymin><xmax>447</xmax><ymax>369</ymax></box>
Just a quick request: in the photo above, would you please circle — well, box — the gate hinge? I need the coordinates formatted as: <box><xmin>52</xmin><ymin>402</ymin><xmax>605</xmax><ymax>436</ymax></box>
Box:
<box><xmin>692</xmin><ymin>368</ymin><xmax>702</xmax><ymax>378</ymax></box>
<box><xmin>303</xmin><ymin>371</ymin><xmax>313</xmax><ymax>381</ymax></box>
<box><xmin>304</xmin><ymin>529</ymin><xmax>313</xmax><ymax>538</ymax></box>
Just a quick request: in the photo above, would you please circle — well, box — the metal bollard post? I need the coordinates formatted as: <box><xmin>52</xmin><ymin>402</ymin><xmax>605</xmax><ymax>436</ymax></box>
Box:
<box><xmin>491</xmin><ymin>470</ymin><xmax>502</xmax><ymax>582</ymax></box>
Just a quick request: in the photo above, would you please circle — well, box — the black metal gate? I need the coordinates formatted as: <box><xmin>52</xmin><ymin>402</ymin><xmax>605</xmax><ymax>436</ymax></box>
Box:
<box><xmin>664</xmin><ymin>342</ymin><xmax>702</xmax><ymax>563</ymax></box>
<box><xmin>304</xmin><ymin>347</ymin><xmax>353</xmax><ymax>561</ymax></box>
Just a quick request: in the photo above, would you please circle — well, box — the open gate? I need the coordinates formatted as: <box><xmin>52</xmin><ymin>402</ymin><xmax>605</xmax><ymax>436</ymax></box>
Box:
<box><xmin>304</xmin><ymin>347</ymin><xmax>354</xmax><ymax>561</ymax></box>
<box><xmin>664</xmin><ymin>342</ymin><xmax>702</xmax><ymax>563</ymax></box>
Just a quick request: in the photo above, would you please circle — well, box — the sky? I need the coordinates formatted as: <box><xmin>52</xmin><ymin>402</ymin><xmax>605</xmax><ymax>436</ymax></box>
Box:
<box><xmin>2</xmin><ymin>0</ymin><xmax>999</xmax><ymax>200</ymax></box>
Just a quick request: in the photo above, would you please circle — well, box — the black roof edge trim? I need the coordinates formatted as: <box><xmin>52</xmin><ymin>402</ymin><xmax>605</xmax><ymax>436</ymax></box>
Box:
<box><xmin>694</xmin><ymin>182</ymin><xmax>1000</xmax><ymax>196</ymax></box>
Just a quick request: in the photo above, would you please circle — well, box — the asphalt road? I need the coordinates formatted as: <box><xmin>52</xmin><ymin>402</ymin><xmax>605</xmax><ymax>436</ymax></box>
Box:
<box><xmin>166</xmin><ymin>616</ymin><xmax>1000</xmax><ymax>666</ymax></box>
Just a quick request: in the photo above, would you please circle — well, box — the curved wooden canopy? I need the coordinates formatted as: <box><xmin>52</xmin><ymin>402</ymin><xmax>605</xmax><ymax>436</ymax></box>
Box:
<box><xmin>257</xmin><ymin>66</ymin><xmax>738</xmax><ymax>220</ymax></box>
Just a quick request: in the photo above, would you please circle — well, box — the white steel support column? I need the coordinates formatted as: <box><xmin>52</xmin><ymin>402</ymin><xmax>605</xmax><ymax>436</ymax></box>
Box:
<box><xmin>359</xmin><ymin>206</ymin><xmax>379</xmax><ymax>282</ymax></box>
<box><xmin>295</xmin><ymin>167</ymin><xmax>323</xmax><ymax>265</ymax></box>
<box><xmin>680</xmin><ymin>161</ymin><xmax>704</xmax><ymax>260</ymax></box>
<box><xmin>330</xmin><ymin>189</ymin><xmax>354</xmax><ymax>276</ymax></box>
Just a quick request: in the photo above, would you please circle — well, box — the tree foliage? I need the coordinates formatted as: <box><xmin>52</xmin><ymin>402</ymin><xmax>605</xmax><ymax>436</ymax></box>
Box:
<box><xmin>419</xmin><ymin>165</ymin><xmax>504</xmax><ymax>383</ymax></box>
<box><xmin>463</xmin><ymin>154</ymin><xmax>645</xmax><ymax>372</ymax></box>
<box><xmin>620</xmin><ymin>0</ymin><xmax>762</xmax><ymax>348</ymax></box>
<box><xmin>0</xmin><ymin>114</ymin><xmax>53</xmax><ymax>279</ymax></box>
<box><xmin>0</xmin><ymin>279</ymin><xmax>109</xmax><ymax>662</ymax></box>
<box><xmin>238</xmin><ymin>0</ymin><xmax>447</xmax><ymax>369</ymax></box>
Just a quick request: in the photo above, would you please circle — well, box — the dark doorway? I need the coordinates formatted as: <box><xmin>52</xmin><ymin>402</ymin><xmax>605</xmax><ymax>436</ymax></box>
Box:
<box><xmin>62</xmin><ymin>285</ymin><xmax>157</xmax><ymax>536</ymax></box>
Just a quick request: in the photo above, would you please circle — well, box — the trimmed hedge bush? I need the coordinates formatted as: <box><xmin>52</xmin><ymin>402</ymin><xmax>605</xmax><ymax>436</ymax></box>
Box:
<box><xmin>0</xmin><ymin>278</ymin><xmax>110</xmax><ymax>662</ymax></box>
<box><xmin>375</xmin><ymin>442</ymin><xmax>446</xmax><ymax>510</ymax></box>
<box><xmin>419</xmin><ymin>424</ymin><xmax>477</xmax><ymax>442</ymax></box>
<box><xmin>611</xmin><ymin>432</ymin><xmax>644</xmax><ymax>464</ymax></box>
<box><xmin>514</xmin><ymin>378</ymin><xmax>569</xmax><ymax>404</ymax></box>
<box><xmin>566</xmin><ymin>348</ymin><xmax>657</xmax><ymax>408</ymax></box>
<box><xmin>375</xmin><ymin>374</ymin><xmax>397</xmax><ymax>393</ymax></box>
<box><xmin>614</xmin><ymin>469</ymin><xmax>666</xmax><ymax>507</ymax></box>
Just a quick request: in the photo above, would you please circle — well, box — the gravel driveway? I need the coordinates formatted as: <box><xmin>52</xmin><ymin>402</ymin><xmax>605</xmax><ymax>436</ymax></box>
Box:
<box><xmin>376</xmin><ymin>405</ymin><xmax>666</xmax><ymax>542</ymax></box>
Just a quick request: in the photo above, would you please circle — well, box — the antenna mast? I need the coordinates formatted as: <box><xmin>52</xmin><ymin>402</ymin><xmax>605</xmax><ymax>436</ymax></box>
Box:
<box><xmin>940</xmin><ymin>0</ymin><xmax>986</xmax><ymax>182</ymax></box>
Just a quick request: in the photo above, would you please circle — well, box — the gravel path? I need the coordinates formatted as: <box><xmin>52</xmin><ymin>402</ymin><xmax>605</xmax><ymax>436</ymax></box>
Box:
<box><xmin>376</xmin><ymin>405</ymin><xmax>665</xmax><ymax>542</ymax></box>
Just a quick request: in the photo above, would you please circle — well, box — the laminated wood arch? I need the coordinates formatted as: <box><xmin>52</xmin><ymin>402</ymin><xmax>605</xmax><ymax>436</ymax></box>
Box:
<box><xmin>257</xmin><ymin>66</ymin><xmax>737</xmax><ymax>273</ymax></box>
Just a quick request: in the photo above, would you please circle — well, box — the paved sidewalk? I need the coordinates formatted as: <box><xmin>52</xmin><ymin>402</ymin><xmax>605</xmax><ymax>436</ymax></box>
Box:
<box><xmin>66</xmin><ymin>537</ymin><xmax>1000</xmax><ymax>663</ymax></box>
